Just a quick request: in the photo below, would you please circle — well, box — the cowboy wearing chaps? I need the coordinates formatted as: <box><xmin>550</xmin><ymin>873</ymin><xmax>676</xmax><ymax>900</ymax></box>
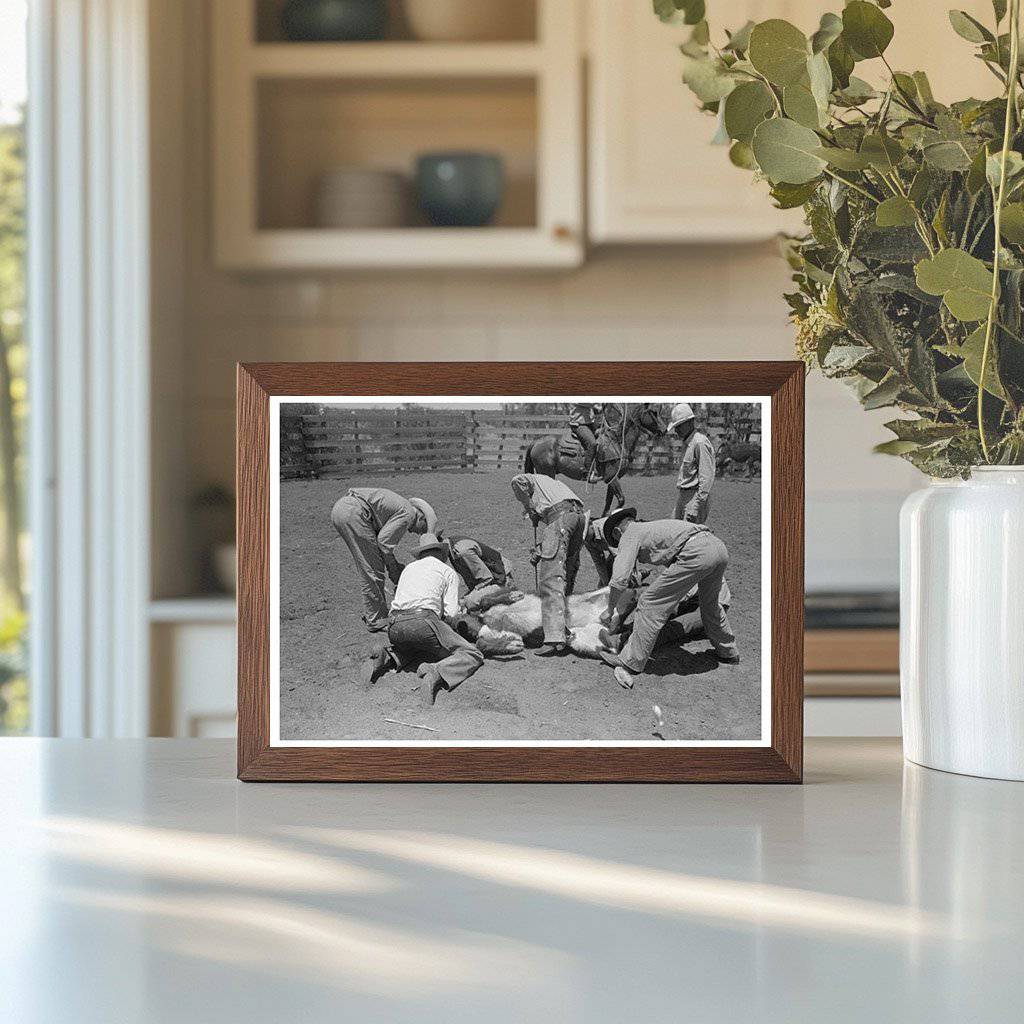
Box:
<box><xmin>330</xmin><ymin>487</ymin><xmax>436</xmax><ymax>632</ymax></box>
<box><xmin>510</xmin><ymin>472</ymin><xmax>585</xmax><ymax>655</ymax></box>
<box><xmin>361</xmin><ymin>534</ymin><xmax>485</xmax><ymax>706</ymax></box>
<box><xmin>596</xmin><ymin>509</ymin><xmax>739</xmax><ymax>689</ymax></box>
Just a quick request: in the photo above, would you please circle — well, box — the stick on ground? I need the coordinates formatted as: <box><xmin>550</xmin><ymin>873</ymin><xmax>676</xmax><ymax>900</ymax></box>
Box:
<box><xmin>383</xmin><ymin>718</ymin><xmax>438</xmax><ymax>733</ymax></box>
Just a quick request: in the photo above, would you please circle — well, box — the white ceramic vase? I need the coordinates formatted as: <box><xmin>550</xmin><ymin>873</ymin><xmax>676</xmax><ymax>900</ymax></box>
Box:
<box><xmin>900</xmin><ymin>467</ymin><xmax>1024</xmax><ymax>780</ymax></box>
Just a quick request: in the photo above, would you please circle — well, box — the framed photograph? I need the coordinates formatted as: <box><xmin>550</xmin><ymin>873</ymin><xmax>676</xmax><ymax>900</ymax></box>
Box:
<box><xmin>237</xmin><ymin>362</ymin><xmax>804</xmax><ymax>782</ymax></box>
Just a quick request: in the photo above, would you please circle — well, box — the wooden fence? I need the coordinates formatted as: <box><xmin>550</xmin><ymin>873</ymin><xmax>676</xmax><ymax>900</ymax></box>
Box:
<box><xmin>280</xmin><ymin>408</ymin><xmax>761</xmax><ymax>480</ymax></box>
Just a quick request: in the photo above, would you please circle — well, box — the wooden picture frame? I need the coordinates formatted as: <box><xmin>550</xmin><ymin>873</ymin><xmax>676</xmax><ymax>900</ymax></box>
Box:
<box><xmin>238</xmin><ymin>362</ymin><xmax>804</xmax><ymax>782</ymax></box>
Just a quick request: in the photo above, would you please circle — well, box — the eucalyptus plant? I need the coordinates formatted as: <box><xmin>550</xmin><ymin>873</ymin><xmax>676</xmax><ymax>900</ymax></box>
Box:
<box><xmin>659</xmin><ymin>0</ymin><xmax>1024</xmax><ymax>474</ymax></box>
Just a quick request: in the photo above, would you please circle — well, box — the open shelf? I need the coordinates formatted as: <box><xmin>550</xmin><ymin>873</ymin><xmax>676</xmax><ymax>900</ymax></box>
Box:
<box><xmin>257</xmin><ymin>76</ymin><xmax>537</xmax><ymax>232</ymax></box>
<box><xmin>249</xmin><ymin>42</ymin><xmax>544</xmax><ymax>77</ymax></box>
<box><xmin>213</xmin><ymin>0</ymin><xmax>581</xmax><ymax>268</ymax></box>
<box><xmin>254</xmin><ymin>0</ymin><xmax>538</xmax><ymax>45</ymax></box>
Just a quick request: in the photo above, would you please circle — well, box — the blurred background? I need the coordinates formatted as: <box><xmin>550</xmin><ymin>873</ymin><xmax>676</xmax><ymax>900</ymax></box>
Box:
<box><xmin>1</xmin><ymin>0</ymin><xmax>998</xmax><ymax>740</ymax></box>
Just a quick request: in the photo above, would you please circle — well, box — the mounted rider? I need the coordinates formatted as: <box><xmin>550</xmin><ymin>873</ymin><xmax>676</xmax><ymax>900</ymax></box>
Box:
<box><xmin>567</xmin><ymin>403</ymin><xmax>603</xmax><ymax>463</ymax></box>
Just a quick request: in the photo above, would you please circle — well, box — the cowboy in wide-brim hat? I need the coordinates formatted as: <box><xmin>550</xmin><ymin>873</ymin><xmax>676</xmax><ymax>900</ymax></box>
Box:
<box><xmin>667</xmin><ymin>403</ymin><xmax>715</xmax><ymax>525</ymax></box>
<box><xmin>330</xmin><ymin>487</ymin><xmax>438</xmax><ymax>633</ymax></box>
<box><xmin>360</xmin><ymin>529</ymin><xmax>485</xmax><ymax>705</ymax></box>
<box><xmin>413</xmin><ymin>533</ymin><xmax>447</xmax><ymax>559</ymax></box>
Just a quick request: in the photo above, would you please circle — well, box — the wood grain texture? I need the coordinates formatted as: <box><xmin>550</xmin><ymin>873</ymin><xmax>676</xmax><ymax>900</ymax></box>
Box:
<box><xmin>237</xmin><ymin>361</ymin><xmax>805</xmax><ymax>783</ymax></box>
<box><xmin>805</xmin><ymin>629</ymin><xmax>899</xmax><ymax>675</ymax></box>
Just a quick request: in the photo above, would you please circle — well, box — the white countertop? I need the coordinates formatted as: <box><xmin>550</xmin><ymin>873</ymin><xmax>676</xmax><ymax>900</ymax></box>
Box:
<box><xmin>1</xmin><ymin>738</ymin><xmax>1021</xmax><ymax>1023</ymax></box>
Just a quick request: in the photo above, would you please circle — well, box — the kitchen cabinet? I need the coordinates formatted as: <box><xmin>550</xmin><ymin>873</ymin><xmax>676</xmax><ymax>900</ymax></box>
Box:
<box><xmin>211</xmin><ymin>0</ymin><xmax>583</xmax><ymax>269</ymax></box>
<box><xmin>587</xmin><ymin>0</ymin><xmax>999</xmax><ymax>244</ymax></box>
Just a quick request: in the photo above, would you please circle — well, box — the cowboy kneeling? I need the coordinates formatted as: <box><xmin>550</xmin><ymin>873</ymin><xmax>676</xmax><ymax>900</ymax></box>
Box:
<box><xmin>597</xmin><ymin>508</ymin><xmax>739</xmax><ymax>690</ymax></box>
<box><xmin>361</xmin><ymin>534</ymin><xmax>484</xmax><ymax>706</ymax></box>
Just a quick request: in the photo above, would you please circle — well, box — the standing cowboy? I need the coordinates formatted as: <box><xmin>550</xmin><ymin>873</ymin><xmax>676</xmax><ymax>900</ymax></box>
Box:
<box><xmin>330</xmin><ymin>487</ymin><xmax>436</xmax><ymax>632</ymax></box>
<box><xmin>440</xmin><ymin>533</ymin><xmax>511</xmax><ymax>592</ymax></box>
<box><xmin>568</xmin><ymin>403</ymin><xmax>601</xmax><ymax>462</ymax></box>
<box><xmin>509</xmin><ymin>472</ymin><xmax>585</xmax><ymax>655</ymax></box>
<box><xmin>668</xmin><ymin>403</ymin><xmax>716</xmax><ymax>524</ymax></box>
<box><xmin>361</xmin><ymin>534</ymin><xmax>485</xmax><ymax>706</ymax></box>
<box><xmin>596</xmin><ymin>508</ymin><xmax>739</xmax><ymax>689</ymax></box>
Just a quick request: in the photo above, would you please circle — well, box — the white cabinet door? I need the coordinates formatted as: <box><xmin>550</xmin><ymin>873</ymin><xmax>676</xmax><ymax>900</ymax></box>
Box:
<box><xmin>588</xmin><ymin>1</ymin><xmax>814</xmax><ymax>243</ymax></box>
<box><xmin>588</xmin><ymin>0</ymin><xmax>999</xmax><ymax>244</ymax></box>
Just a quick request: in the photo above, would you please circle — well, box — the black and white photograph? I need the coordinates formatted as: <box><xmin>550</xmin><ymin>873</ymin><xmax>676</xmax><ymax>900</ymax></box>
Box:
<box><xmin>270</xmin><ymin>396</ymin><xmax>770</xmax><ymax>746</ymax></box>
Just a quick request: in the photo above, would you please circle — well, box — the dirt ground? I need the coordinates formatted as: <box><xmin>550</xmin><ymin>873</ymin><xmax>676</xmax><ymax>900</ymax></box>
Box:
<box><xmin>279</xmin><ymin>472</ymin><xmax>762</xmax><ymax>742</ymax></box>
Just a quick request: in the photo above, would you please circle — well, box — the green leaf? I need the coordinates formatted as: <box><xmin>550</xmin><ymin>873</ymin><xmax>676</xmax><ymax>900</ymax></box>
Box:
<box><xmin>875</xmin><ymin>196</ymin><xmax>918</xmax><ymax>228</ymax></box>
<box><xmin>993</xmin><ymin>0</ymin><xmax>1008</xmax><ymax>24</ymax></box>
<box><xmin>724</xmin><ymin>20</ymin><xmax>755</xmax><ymax>53</ymax></box>
<box><xmin>885</xmin><ymin>418</ymin><xmax>962</xmax><ymax>443</ymax></box>
<box><xmin>874</xmin><ymin>439</ymin><xmax>921</xmax><ymax>456</ymax></box>
<box><xmin>815</xmin><ymin>145</ymin><xmax>872</xmax><ymax>170</ymax></box>
<box><xmin>654</xmin><ymin>0</ymin><xmax>705</xmax><ymax>25</ymax></box>
<box><xmin>923</xmin><ymin>141</ymin><xmax>973</xmax><ymax>171</ymax></box>
<box><xmin>681</xmin><ymin>55</ymin><xmax>737</xmax><ymax>103</ymax></box>
<box><xmin>948</xmin><ymin>10</ymin><xmax>993</xmax><ymax>44</ymax></box>
<box><xmin>836</xmin><ymin>75</ymin><xmax>877</xmax><ymax>104</ymax></box>
<box><xmin>909</xmin><ymin>165</ymin><xmax>936</xmax><ymax>205</ymax></box>
<box><xmin>860</xmin><ymin>133</ymin><xmax>905</xmax><ymax>172</ymax></box>
<box><xmin>986</xmin><ymin>150</ymin><xmax>1024</xmax><ymax>190</ymax></box>
<box><xmin>1000</xmin><ymin>202</ymin><xmax>1024</xmax><ymax>242</ymax></box>
<box><xmin>783</xmin><ymin>83</ymin><xmax>822</xmax><ymax>128</ymax></box>
<box><xmin>912</xmin><ymin>71</ymin><xmax>935</xmax><ymax>105</ymax></box>
<box><xmin>959</xmin><ymin>324</ymin><xmax>1007</xmax><ymax>398</ymax></box>
<box><xmin>842</xmin><ymin>1</ymin><xmax>894</xmax><ymax>60</ymax></box>
<box><xmin>752</xmin><ymin>117</ymin><xmax>827</xmax><ymax>184</ymax></box>
<box><xmin>810</xmin><ymin>12</ymin><xmax>843</xmax><ymax>54</ymax></box>
<box><xmin>723</xmin><ymin>81</ymin><xmax>775</xmax><ymax>143</ymax></box>
<box><xmin>748</xmin><ymin>19</ymin><xmax>810</xmax><ymax>87</ymax></box>
<box><xmin>915</xmin><ymin>249</ymin><xmax>994</xmax><ymax>321</ymax></box>
<box><xmin>827</xmin><ymin>35</ymin><xmax>855</xmax><ymax>89</ymax></box>
<box><xmin>862</xmin><ymin>374</ymin><xmax>902</xmax><ymax>409</ymax></box>
<box><xmin>728</xmin><ymin>140</ymin><xmax>758</xmax><ymax>169</ymax></box>
<box><xmin>807</xmin><ymin>51</ymin><xmax>833</xmax><ymax>110</ymax></box>
<box><xmin>770</xmin><ymin>179</ymin><xmax>820</xmax><ymax>209</ymax></box>
<box><xmin>967</xmin><ymin>143</ymin><xmax>993</xmax><ymax>193</ymax></box>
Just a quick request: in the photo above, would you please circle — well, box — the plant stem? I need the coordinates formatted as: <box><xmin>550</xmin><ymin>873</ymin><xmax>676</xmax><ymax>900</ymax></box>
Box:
<box><xmin>979</xmin><ymin>0</ymin><xmax>1021</xmax><ymax>462</ymax></box>
<box><xmin>821</xmin><ymin>167</ymin><xmax>879</xmax><ymax>203</ymax></box>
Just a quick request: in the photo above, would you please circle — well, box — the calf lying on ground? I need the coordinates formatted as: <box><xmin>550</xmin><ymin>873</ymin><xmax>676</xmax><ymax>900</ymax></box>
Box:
<box><xmin>465</xmin><ymin>579</ymin><xmax>728</xmax><ymax>662</ymax></box>
<box><xmin>467</xmin><ymin>585</ymin><xmax>610</xmax><ymax>657</ymax></box>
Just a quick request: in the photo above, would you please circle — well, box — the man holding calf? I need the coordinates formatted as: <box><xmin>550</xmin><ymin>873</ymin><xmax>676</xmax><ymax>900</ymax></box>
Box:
<box><xmin>596</xmin><ymin>507</ymin><xmax>739</xmax><ymax>689</ymax></box>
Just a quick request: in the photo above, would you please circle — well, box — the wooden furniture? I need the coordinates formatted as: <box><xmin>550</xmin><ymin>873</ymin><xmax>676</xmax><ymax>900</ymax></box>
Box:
<box><xmin>586</xmin><ymin>0</ymin><xmax>998</xmax><ymax>244</ymax></box>
<box><xmin>587</xmin><ymin>0</ymin><xmax>811</xmax><ymax>243</ymax></box>
<box><xmin>236</xmin><ymin>361</ymin><xmax>804</xmax><ymax>782</ymax></box>
<box><xmin>211</xmin><ymin>0</ymin><xmax>583</xmax><ymax>268</ymax></box>
<box><xmin>5</xmin><ymin>738</ymin><xmax>1024</xmax><ymax>1022</ymax></box>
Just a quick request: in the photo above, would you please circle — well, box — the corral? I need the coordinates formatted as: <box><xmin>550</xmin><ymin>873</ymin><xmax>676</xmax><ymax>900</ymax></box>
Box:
<box><xmin>278</xmin><ymin>471</ymin><xmax>763</xmax><ymax>743</ymax></box>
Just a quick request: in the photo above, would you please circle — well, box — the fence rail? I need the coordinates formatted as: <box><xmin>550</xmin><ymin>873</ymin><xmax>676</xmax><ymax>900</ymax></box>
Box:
<box><xmin>280</xmin><ymin>409</ymin><xmax>761</xmax><ymax>480</ymax></box>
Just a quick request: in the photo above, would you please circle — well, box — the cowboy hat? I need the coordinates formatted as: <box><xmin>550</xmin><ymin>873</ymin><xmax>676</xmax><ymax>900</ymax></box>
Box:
<box><xmin>414</xmin><ymin>533</ymin><xmax>447</xmax><ymax>559</ymax></box>
<box><xmin>408</xmin><ymin>497</ymin><xmax>437</xmax><ymax>533</ymax></box>
<box><xmin>667</xmin><ymin>402</ymin><xmax>695</xmax><ymax>433</ymax></box>
<box><xmin>602</xmin><ymin>507</ymin><xmax>638</xmax><ymax>549</ymax></box>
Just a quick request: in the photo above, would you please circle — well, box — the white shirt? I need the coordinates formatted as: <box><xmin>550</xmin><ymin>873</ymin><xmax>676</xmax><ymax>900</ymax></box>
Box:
<box><xmin>390</xmin><ymin>556</ymin><xmax>461</xmax><ymax>618</ymax></box>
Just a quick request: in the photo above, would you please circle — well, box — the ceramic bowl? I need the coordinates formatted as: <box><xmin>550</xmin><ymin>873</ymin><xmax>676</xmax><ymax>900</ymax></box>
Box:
<box><xmin>281</xmin><ymin>0</ymin><xmax>388</xmax><ymax>42</ymax></box>
<box><xmin>415</xmin><ymin>152</ymin><xmax>504</xmax><ymax>227</ymax></box>
<box><xmin>403</xmin><ymin>0</ymin><xmax>534</xmax><ymax>42</ymax></box>
<box><xmin>315</xmin><ymin>168</ymin><xmax>409</xmax><ymax>228</ymax></box>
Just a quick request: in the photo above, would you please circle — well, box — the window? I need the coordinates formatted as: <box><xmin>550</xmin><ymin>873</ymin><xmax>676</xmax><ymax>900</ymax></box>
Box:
<box><xmin>0</xmin><ymin>0</ymin><xmax>28</xmax><ymax>734</ymax></box>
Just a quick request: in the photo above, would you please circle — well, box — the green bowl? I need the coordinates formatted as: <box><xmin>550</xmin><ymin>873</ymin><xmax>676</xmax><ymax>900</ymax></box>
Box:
<box><xmin>415</xmin><ymin>152</ymin><xmax>505</xmax><ymax>228</ymax></box>
<box><xmin>281</xmin><ymin>0</ymin><xmax>388</xmax><ymax>42</ymax></box>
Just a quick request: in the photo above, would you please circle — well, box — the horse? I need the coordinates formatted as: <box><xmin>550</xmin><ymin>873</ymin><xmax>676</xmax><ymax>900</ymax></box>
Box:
<box><xmin>522</xmin><ymin>403</ymin><xmax>668</xmax><ymax>515</ymax></box>
<box><xmin>716</xmin><ymin>437</ymin><xmax>761</xmax><ymax>480</ymax></box>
